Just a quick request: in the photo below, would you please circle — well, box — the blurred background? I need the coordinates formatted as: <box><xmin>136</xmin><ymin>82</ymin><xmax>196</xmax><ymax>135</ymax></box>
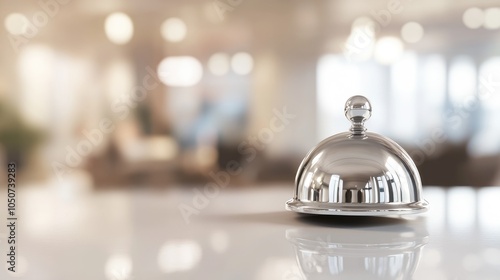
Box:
<box><xmin>1</xmin><ymin>0</ymin><xmax>500</xmax><ymax>189</ymax></box>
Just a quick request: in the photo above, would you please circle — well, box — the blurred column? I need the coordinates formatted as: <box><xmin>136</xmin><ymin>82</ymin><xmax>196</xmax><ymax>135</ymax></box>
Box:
<box><xmin>250</xmin><ymin>51</ymin><xmax>281</xmax><ymax>137</ymax></box>
<box><xmin>130</xmin><ymin>21</ymin><xmax>170</xmax><ymax>135</ymax></box>
<box><xmin>250</xmin><ymin>50</ymin><xmax>318</xmax><ymax>158</ymax></box>
<box><xmin>279</xmin><ymin>53</ymin><xmax>318</xmax><ymax>155</ymax></box>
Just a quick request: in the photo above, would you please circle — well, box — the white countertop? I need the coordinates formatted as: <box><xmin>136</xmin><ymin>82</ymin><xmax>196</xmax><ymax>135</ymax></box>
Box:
<box><xmin>1</xmin><ymin>184</ymin><xmax>500</xmax><ymax>280</ymax></box>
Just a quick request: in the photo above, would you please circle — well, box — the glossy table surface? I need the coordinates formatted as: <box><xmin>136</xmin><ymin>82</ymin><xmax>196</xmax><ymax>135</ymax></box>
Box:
<box><xmin>1</xmin><ymin>184</ymin><xmax>500</xmax><ymax>280</ymax></box>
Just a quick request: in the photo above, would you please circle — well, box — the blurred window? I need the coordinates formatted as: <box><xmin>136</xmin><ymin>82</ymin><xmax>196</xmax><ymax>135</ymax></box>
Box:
<box><xmin>449</xmin><ymin>56</ymin><xmax>477</xmax><ymax>106</ymax></box>
<box><xmin>447</xmin><ymin>56</ymin><xmax>477</xmax><ymax>142</ymax></box>
<box><xmin>420</xmin><ymin>55</ymin><xmax>446</xmax><ymax>130</ymax></box>
<box><xmin>390</xmin><ymin>52</ymin><xmax>418</xmax><ymax>142</ymax></box>
<box><xmin>468</xmin><ymin>57</ymin><xmax>500</xmax><ymax>156</ymax></box>
<box><xmin>318</xmin><ymin>52</ymin><xmax>500</xmax><ymax>157</ymax></box>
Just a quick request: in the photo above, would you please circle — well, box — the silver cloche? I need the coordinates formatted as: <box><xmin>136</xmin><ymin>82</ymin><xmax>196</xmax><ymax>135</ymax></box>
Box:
<box><xmin>286</xmin><ymin>95</ymin><xmax>429</xmax><ymax>216</ymax></box>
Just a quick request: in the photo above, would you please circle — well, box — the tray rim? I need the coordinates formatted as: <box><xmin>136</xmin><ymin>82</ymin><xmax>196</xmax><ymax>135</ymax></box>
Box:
<box><xmin>285</xmin><ymin>199</ymin><xmax>429</xmax><ymax>216</ymax></box>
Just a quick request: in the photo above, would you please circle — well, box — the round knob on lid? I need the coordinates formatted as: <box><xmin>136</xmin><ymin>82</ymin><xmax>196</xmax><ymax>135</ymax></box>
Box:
<box><xmin>344</xmin><ymin>95</ymin><xmax>372</xmax><ymax>135</ymax></box>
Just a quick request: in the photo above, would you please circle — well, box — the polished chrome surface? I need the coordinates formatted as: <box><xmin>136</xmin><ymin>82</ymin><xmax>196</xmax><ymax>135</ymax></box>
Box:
<box><xmin>287</xmin><ymin>95</ymin><xmax>428</xmax><ymax>215</ymax></box>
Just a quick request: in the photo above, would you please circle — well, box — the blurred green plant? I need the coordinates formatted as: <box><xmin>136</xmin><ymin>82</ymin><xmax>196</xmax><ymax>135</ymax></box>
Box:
<box><xmin>0</xmin><ymin>102</ymin><xmax>44</xmax><ymax>164</ymax></box>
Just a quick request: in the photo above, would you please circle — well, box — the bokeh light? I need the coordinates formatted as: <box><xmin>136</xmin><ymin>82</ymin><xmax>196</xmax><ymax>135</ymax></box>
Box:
<box><xmin>231</xmin><ymin>52</ymin><xmax>254</xmax><ymax>75</ymax></box>
<box><xmin>4</xmin><ymin>13</ymin><xmax>29</xmax><ymax>35</ymax></box>
<box><xmin>157</xmin><ymin>56</ymin><xmax>203</xmax><ymax>87</ymax></box>
<box><xmin>104</xmin><ymin>254</ymin><xmax>133</xmax><ymax>280</ymax></box>
<box><xmin>462</xmin><ymin>7</ymin><xmax>484</xmax><ymax>29</ymax></box>
<box><xmin>158</xmin><ymin>240</ymin><xmax>202</xmax><ymax>273</ymax></box>
<box><xmin>104</xmin><ymin>12</ymin><xmax>134</xmax><ymax>45</ymax></box>
<box><xmin>161</xmin><ymin>18</ymin><xmax>187</xmax><ymax>42</ymax></box>
<box><xmin>374</xmin><ymin>37</ymin><xmax>404</xmax><ymax>64</ymax></box>
<box><xmin>483</xmin><ymin>7</ymin><xmax>500</xmax><ymax>30</ymax></box>
<box><xmin>345</xmin><ymin>17</ymin><xmax>376</xmax><ymax>61</ymax></box>
<box><xmin>401</xmin><ymin>22</ymin><xmax>424</xmax><ymax>43</ymax></box>
<box><xmin>351</xmin><ymin>16</ymin><xmax>376</xmax><ymax>33</ymax></box>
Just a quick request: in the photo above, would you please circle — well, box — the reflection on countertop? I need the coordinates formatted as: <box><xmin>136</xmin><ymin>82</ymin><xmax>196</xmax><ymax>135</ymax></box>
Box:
<box><xmin>286</xmin><ymin>216</ymin><xmax>428</xmax><ymax>279</ymax></box>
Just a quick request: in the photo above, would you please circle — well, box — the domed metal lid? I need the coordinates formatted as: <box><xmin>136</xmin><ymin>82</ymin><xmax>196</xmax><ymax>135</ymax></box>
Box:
<box><xmin>286</xmin><ymin>95</ymin><xmax>429</xmax><ymax>216</ymax></box>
